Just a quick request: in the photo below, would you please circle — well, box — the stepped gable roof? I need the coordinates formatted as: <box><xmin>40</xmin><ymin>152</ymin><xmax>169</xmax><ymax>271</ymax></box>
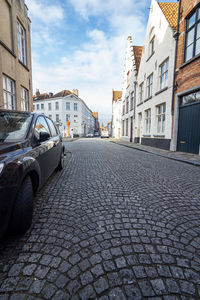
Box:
<box><xmin>133</xmin><ymin>46</ymin><xmax>143</xmax><ymax>71</ymax></box>
<box><xmin>52</xmin><ymin>90</ymin><xmax>72</xmax><ymax>98</ymax></box>
<box><xmin>33</xmin><ymin>93</ymin><xmax>49</xmax><ymax>101</ymax></box>
<box><xmin>112</xmin><ymin>90</ymin><xmax>122</xmax><ymax>102</ymax></box>
<box><xmin>158</xmin><ymin>2</ymin><xmax>179</xmax><ymax>32</ymax></box>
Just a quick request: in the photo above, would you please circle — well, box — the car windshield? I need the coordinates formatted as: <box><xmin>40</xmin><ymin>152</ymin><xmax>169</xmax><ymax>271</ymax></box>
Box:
<box><xmin>0</xmin><ymin>111</ymin><xmax>32</xmax><ymax>143</ymax></box>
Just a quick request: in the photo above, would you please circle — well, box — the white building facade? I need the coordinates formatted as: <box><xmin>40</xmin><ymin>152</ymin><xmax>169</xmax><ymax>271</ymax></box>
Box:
<box><xmin>135</xmin><ymin>0</ymin><xmax>178</xmax><ymax>149</ymax></box>
<box><xmin>121</xmin><ymin>37</ymin><xmax>142</xmax><ymax>143</ymax></box>
<box><xmin>112</xmin><ymin>90</ymin><xmax>122</xmax><ymax>138</ymax></box>
<box><xmin>33</xmin><ymin>91</ymin><xmax>95</xmax><ymax>137</ymax></box>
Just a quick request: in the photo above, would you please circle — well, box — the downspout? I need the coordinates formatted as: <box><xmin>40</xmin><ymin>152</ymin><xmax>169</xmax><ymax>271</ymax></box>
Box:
<box><xmin>171</xmin><ymin>0</ymin><xmax>181</xmax><ymax>115</ymax></box>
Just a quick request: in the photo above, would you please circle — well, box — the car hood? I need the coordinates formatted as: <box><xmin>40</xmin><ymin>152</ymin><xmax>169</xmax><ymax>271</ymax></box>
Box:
<box><xmin>0</xmin><ymin>142</ymin><xmax>25</xmax><ymax>162</ymax></box>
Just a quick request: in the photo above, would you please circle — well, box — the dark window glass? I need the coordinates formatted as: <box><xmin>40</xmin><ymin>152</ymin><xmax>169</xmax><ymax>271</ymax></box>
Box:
<box><xmin>185</xmin><ymin>6</ymin><xmax>200</xmax><ymax>61</ymax></box>
<box><xmin>0</xmin><ymin>112</ymin><xmax>32</xmax><ymax>142</ymax></box>
<box><xmin>34</xmin><ymin>116</ymin><xmax>50</xmax><ymax>140</ymax></box>
<box><xmin>180</xmin><ymin>90</ymin><xmax>200</xmax><ymax>106</ymax></box>
<box><xmin>46</xmin><ymin>118</ymin><xmax>57</xmax><ymax>137</ymax></box>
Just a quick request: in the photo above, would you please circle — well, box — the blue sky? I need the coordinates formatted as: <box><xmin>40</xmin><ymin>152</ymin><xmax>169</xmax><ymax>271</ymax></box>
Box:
<box><xmin>25</xmin><ymin>0</ymin><xmax>177</xmax><ymax>124</ymax></box>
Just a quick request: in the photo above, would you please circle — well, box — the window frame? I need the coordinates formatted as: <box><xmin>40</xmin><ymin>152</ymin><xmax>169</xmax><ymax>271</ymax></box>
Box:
<box><xmin>48</xmin><ymin>103</ymin><xmax>52</xmax><ymax>111</ymax></box>
<box><xmin>139</xmin><ymin>82</ymin><xmax>144</xmax><ymax>103</ymax></box>
<box><xmin>3</xmin><ymin>75</ymin><xmax>16</xmax><ymax>110</ymax></box>
<box><xmin>66</xmin><ymin>102</ymin><xmax>70</xmax><ymax>110</ymax></box>
<box><xmin>184</xmin><ymin>6</ymin><xmax>200</xmax><ymax>62</ymax></box>
<box><xmin>156</xmin><ymin>103</ymin><xmax>166</xmax><ymax>134</ymax></box>
<box><xmin>147</xmin><ymin>73</ymin><xmax>153</xmax><ymax>98</ymax></box>
<box><xmin>145</xmin><ymin>109</ymin><xmax>151</xmax><ymax>134</ymax></box>
<box><xmin>159</xmin><ymin>58</ymin><xmax>169</xmax><ymax>90</ymax></box>
<box><xmin>21</xmin><ymin>86</ymin><xmax>29</xmax><ymax>111</ymax></box>
<box><xmin>17</xmin><ymin>21</ymin><xmax>27</xmax><ymax>65</ymax></box>
<box><xmin>74</xmin><ymin>103</ymin><xmax>78</xmax><ymax>111</ymax></box>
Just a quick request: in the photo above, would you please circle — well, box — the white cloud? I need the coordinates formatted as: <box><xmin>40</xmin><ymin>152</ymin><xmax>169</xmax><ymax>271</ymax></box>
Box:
<box><xmin>30</xmin><ymin>0</ymin><xmax>148</xmax><ymax>123</ymax></box>
<box><xmin>25</xmin><ymin>0</ymin><xmax>64</xmax><ymax>24</ymax></box>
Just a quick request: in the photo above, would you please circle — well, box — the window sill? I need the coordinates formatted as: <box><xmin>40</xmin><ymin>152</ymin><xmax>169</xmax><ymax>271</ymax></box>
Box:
<box><xmin>143</xmin><ymin>134</ymin><xmax>151</xmax><ymax>137</ymax></box>
<box><xmin>144</xmin><ymin>96</ymin><xmax>152</xmax><ymax>102</ymax></box>
<box><xmin>180</xmin><ymin>53</ymin><xmax>200</xmax><ymax>69</ymax></box>
<box><xmin>19</xmin><ymin>59</ymin><xmax>29</xmax><ymax>71</ymax></box>
<box><xmin>0</xmin><ymin>40</ymin><xmax>16</xmax><ymax>58</ymax></box>
<box><xmin>153</xmin><ymin>134</ymin><xmax>165</xmax><ymax>138</ymax></box>
<box><xmin>155</xmin><ymin>86</ymin><xmax>168</xmax><ymax>96</ymax></box>
<box><xmin>137</xmin><ymin>102</ymin><xmax>143</xmax><ymax>107</ymax></box>
<box><xmin>146</xmin><ymin>51</ymin><xmax>155</xmax><ymax>62</ymax></box>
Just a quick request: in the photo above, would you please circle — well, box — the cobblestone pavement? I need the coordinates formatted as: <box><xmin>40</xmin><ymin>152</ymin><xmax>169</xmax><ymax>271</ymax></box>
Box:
<box><xmin>0</xmin><ymin>139</ymin><xmax>200</xmax><ymax>300</ymax></box>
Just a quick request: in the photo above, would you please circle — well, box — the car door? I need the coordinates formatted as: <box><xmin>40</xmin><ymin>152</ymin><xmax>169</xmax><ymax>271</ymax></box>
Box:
<box><xmin>33</xmin><ymin>116</ymin><xmax>55</xmax><ymax>185</ymax></box>
<box><xmin>45</xmin><ymin>117</ymin><xmax>61</xmax><ymax>168</ymax></box>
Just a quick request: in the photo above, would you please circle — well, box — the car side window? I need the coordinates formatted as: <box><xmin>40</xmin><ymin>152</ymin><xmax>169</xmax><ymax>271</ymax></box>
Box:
<box><xmin>46</xmin><ymin>118</ymin><xmax>57</xmax><ymax>137</ymax></box>
<box><xmin>34</xmin><ymin>116</ymin><xmax>50</xmax><ymax>140</ymax></box>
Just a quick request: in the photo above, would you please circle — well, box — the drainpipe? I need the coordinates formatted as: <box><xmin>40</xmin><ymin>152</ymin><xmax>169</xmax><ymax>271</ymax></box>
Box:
<box><xmin>171</xmin><ymin>0</ymin><xmax>181</xmax><ymax>115</ymax></box>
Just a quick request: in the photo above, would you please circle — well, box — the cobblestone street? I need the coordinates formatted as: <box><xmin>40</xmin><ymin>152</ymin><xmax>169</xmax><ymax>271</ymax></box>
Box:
<box><xmin>0</xmin><ymin>139</ymin><xmax>200</xmax><ymax>299</ymax></box>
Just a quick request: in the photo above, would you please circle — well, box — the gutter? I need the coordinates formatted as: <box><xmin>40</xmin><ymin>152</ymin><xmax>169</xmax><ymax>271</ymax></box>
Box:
<box><xmin>171</xmin><ymin>0</ymin><xmax>181</xmax><ymax>115</ymax></box>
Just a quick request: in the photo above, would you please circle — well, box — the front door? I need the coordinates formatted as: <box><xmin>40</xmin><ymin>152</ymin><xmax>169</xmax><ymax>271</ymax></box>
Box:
<box><xmin>177</xmin><ymin>101</ymin><xmax>200</xmax><ymax>154</ymax></box>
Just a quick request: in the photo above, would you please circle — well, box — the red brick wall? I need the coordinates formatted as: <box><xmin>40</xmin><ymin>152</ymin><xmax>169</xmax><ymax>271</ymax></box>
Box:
<box><xmin>175</xmin><ymin>0</ymin><xmax>200</xmax><ymax>95</ymax></box>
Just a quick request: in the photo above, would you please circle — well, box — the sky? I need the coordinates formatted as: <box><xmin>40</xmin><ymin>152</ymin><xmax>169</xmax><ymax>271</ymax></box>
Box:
<box><xmin>25</xmin><ymin>0</ymin><xmax>178</xmax><ymax>124</ymax></box>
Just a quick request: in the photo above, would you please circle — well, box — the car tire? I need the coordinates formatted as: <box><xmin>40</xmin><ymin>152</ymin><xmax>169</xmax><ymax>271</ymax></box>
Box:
<box><xmin>57</xmin><ymin>150</ymin><xmax>64</xmax><ymax>170</ymax></box>
<box><xmin>8</xmin><ymin>176</ymin><xmax>33</xmax><ymax>235</ymax></box>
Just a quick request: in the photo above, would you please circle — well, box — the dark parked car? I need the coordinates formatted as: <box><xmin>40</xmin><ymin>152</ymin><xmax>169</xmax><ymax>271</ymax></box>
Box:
<box><xmin>0</xmin><ymin>110</ymin><xmax>65</xmax><ymax>238</ymax></box>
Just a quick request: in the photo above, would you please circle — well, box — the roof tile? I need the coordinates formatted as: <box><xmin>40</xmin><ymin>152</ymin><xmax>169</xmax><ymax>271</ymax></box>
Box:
<box><xmin>158</xmin><ymin>2</ymin><xmax>179</xmax><ymax>31</ymax></box>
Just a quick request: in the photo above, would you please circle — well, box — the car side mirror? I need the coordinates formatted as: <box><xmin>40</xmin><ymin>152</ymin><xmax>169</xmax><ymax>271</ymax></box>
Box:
<box><xmin>39</xmin><ymin>131</ymin><xmax>50</xmax><ymax>142</ymax></box>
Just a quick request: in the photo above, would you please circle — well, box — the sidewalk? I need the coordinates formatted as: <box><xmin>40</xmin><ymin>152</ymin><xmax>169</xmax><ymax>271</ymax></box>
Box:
<box><xmin>110</xmin><ymin>138</ymin><xmax>200</xmax><ymax>167</ymax></box>
<box><xmin>63</xmin><ymin>137</ymin><xmax>79</xmax><ymax>142</ymax></box>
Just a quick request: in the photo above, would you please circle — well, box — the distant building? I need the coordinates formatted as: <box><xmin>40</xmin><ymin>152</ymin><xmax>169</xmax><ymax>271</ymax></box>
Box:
<box><xmin>0</xmin><ymin>0</ymin><xmax>32</xmax><ymax>111</ymax></box>
<box><xmin>33</xmin><ymin>89</ymin><xmax>95</xmax><ymax>137</ymax></box>
<box><xmin>112</xmin><ymin>90</ymin><xmax>122</xmax><ymax>138</ymax></box>
<box><xmin>171</xmin><ymin>0</ymin><xmax>200</xmax><ymax>154</ymax></box>
<box><xmin>121</xmin><ymin>37</ymin><xmax>142</xmax><ymax>142</ymax></box>
<box><xmin>92</xmin><ymin>112</ymin><xmax>100</xmax><ymax>133</ymax></box>
<box><xmin>107</xmin><ymin>121</ymin><xmax>112</xmax><ymax>136</ymax></box>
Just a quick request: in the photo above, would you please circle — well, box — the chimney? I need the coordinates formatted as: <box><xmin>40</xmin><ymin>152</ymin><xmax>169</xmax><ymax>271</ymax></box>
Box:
<box><xmin>36</xmin><ymin>89</ymin><xmax>40</xmax><ymax>96</ymax></box>
<box><xmin>73</xmin><ymin>89</ymin><xmax>79</xmax><ymax>97</ymax></box>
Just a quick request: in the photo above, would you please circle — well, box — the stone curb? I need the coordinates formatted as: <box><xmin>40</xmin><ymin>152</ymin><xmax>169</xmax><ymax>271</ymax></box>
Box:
<box><xmin>110</xmin><ymin>141</ymin><xmax>200</xmax><ymax>167</ymax></box>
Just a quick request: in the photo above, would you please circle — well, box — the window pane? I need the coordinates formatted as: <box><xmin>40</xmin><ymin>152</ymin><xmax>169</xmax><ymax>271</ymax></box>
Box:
<box><xmin>195</xmin><ymin>38</ymin><xmax>200</xmax><ymax>55</ymax></box>
<box><xmin>158</xmin><ymin>116</ymin><xmax>161</xmax><ymax>133</ymax></box>
<box><xmin>188</xmin><ymin>13</ymin><xmax>196</xmax><ymax>29</ymax></box>
<box><xmin>197</xmin><ymin>8</ymin><xmax>200</xmax><ymax>21</ymax></box>
<box><xmin>46</xmin><ymin>118</ymin><xmax>57</xmax><ymax>136</ymax></box>
<box><xmin>35</xmin><ymin>116</ymin><xmax>50</xmax><ymax>140</ymax></box>
<box><xmin>186</xmin><ymin>28</ymin><xmax>195</xmax><ymax>46</ymax></box>
<box><xmin>185</xmin><ymin>44</ymin><xmax>193</xmax><ymax>61</ymax></box>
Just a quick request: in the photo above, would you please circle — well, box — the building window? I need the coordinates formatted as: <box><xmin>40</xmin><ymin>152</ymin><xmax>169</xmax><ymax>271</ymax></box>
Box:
<box><xmin>21</xmin><ymin>87</ymin><xmax>29</xmax><ymax>111</ymax></box>
<box><xmin>74</xmin><ymin>115</ymin><xmax>78</xmax><ymax>123</ymax></box>
<box><xmin>66</xmin><ymin>114</ymin><xmax>70</xmax><ymax>121</ymax></box>
<box><xmin>48</xmin><ymin>103</ymin><xmax>51</xmax><ymax>111</ymax></box>
<box><xmin>17</xmin><ymin>21</ymin><xmax>26</xmax><ymax>65</ymax></box>
<box><xmin>126</xmin><ymin>97</ymin><xmax>129</xmax><ymax>114</ymax></box>
<box><xmin>130</xmin><ymin>92</ymin><xmax>134</xmax><ymax>110</ymax></box>
<box><xmin>74</xmin><ymin>126</ymin><xmax>78</xmax><ymax>134</ymax></box>
<box><xmin>66</xmin><ymin>102</ymin><xmax>70</xmax><ymax>110</ymax></box>
<box><xmin>147</xmin><ymin>73</ymin><xmax>153</xmax><ymax>98</ymax></box>
<box><xmin>41</xmin><ymin>103</ymin><xmax>44</xmax><ymax>110</ymax></box>
<box><xmin>33</xmin><ymin>105</ymin><xmax>35</xmax><ymax>110</ymax></box>
<box><xmin>149</xmin><ymin>36</ymin><xmax>155</xmax><ymax>57</ymax></box>
<box><xmin>156</xmin><ymin>103</ymin><xmax>166</xmax><ymax>134</ymax></box>
<box><xmin>185</xmin><ymin>7</ymin><xmax>200</xmax><ymax>62</ymax></box>
<box><xmin>49</xmin><ymin>115</ymin><xmax>52</xmax><ymax>118</ymax></box>
<box><xmin>74</xmin><ymin>103</ymin><xmax>78</xmax><ymax>111</ymax></box>
<box><xmin>37</xmin><ymin>104</ymin><xmax>39</xmax><ymax>110</ymax></box>
<box><xmin>55</xmin><ymin>102</ymin><xmax>59</xmax><ymax>110</ymax></box>
<box><xmin>145</xmin><ymin>109</ymin><xmax>151</xmax><ymax>133</ymax></box>
<box><xmin>126</xmin><ymin>118</ymin><xmax>128</xmax><ymax>136</ymax></box>
<box><xmin>3</xmin><ymin>75</ymin><xmax>16</xmax><ymax>110</ymax></box>
<box><xmin>56</xmin><ymin>114</ymin><xmax>59</xmax><ymax>123</ymax></box>
<box><xmin>122</xmin><ymin>103</ymin><xmax>125</xmax><ymax>115</ymax></box>
<box><xmin>159</xmin><ymin>59</ymin><xmax>169</xmax><ymax>90</ymax></box>
<box><xmin>139</xmin><ymin>82</ymin><xmax>144</xmax><ymax>103</ymax></box>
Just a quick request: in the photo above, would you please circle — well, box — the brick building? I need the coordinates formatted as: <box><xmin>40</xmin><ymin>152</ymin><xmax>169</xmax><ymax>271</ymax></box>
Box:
<box><xmin>0</xmin><ymin>0</ymin><xmax>32</xmax><ymax>111</ymax></box>
<box><xmin>171</xmin><ymin>0</ymin><xmax>200</xmax><ymax>154</ymax></box>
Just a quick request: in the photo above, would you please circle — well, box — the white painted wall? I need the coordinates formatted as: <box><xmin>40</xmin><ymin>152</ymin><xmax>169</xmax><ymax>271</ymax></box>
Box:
<box><xmin>135</xmin><ymin>0</ymin><xmax>176</xmax><ymax>144</ymax></box>
<box><xmin>112</xmin><ymin>98</ymin><xmax>122</xmax><ymax>138</ymax></box>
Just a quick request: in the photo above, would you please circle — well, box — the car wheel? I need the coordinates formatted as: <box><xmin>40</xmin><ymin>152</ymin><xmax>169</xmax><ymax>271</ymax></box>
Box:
<box><xmin>57</xmin><ymin>150</ymin><xmax>64</xmax><ymax>170</ymax></box>
<box><xmin>8</xmin><ymin>176</ymin><xmax>33</xmax><ymax>235</ymax></box>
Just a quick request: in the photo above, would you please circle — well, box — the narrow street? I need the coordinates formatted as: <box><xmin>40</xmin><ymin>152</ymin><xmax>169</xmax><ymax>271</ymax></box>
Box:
<box><xmin>0</xmin><ymin>139</ymin><xmax>200</xmax><ymax>299</ymax></box>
